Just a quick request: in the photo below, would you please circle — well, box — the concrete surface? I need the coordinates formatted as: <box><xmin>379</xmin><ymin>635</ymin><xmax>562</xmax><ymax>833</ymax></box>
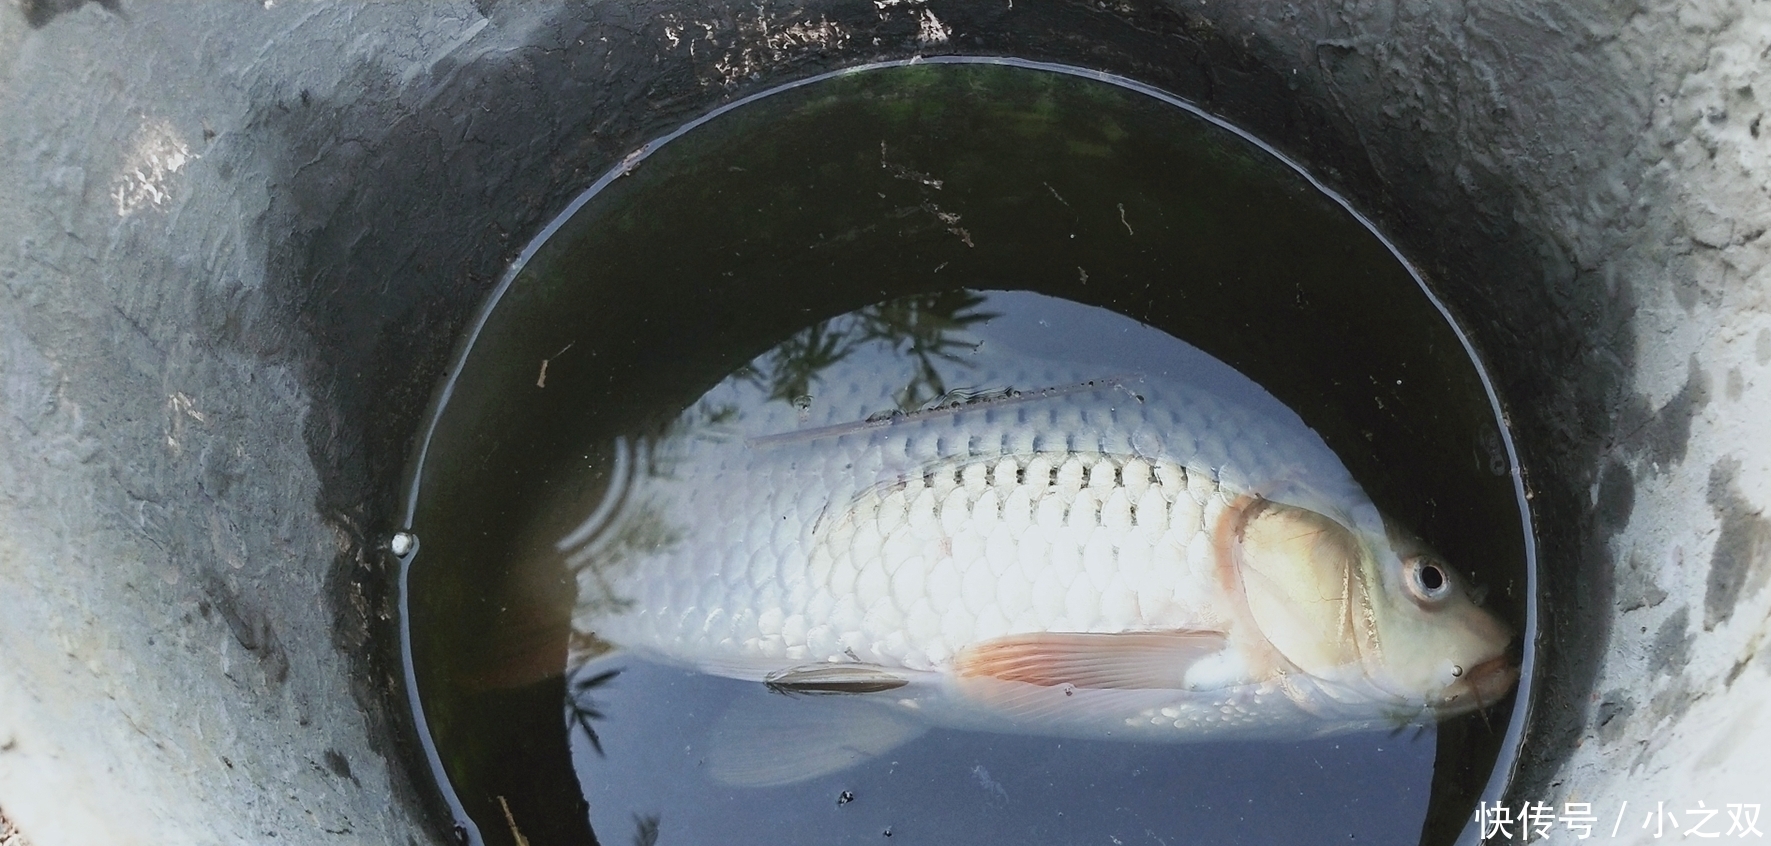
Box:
<box><xmin>0</xmin><ymin>0</ymin><xmax>1765</xmax><ymax>844</ymax></box>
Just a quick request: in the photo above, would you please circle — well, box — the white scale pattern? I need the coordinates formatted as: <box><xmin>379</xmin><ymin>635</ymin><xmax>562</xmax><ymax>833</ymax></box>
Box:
<box><xmin>800</xmin><ymin>453</ymin><xmax>1233</xmax><ymax>672</ymax></box>
<box><xmin>577</xmin><ymin>372</ymin><xmax>1367</xmax><ymax>688</ymax></box>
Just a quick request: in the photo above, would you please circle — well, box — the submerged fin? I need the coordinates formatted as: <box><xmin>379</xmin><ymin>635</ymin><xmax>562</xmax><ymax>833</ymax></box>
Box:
<box><xmin>951</xmin><ymin>674</ymin><xmax>1233</xmax><ymax>730</ymax></box>
<box><xmin>952</xmin><ymin>630</ymin><xmax>1228</xmax><ymax>690</ymax></box>
<box><xmin>765</xmin><ymin>663</ymin><xmax>912</xmax><ymax>695</ymax></box>
<box><xmin>707</xmin><ymin>690</ymin><xmax>928</xmax><ymax>787</ymax></box>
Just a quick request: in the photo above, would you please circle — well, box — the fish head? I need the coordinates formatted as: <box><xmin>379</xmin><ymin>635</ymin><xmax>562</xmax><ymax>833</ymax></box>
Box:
<box><xmin>1360</xmin><ymin>519</ymin><xmax>1518</xmax><ymax>718</ymax></box>
<box><xmin>1234</xmin><ymin>499</ymin><xmax>1516</xmax><ymax>720</ymax></box>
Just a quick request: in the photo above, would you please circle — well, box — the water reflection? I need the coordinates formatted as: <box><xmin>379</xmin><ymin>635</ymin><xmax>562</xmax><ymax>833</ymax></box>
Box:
<box><xmin>855</xmin><ymin>290</ymin><xmax>993</xmax><ymax>411</ymax></box>
<box><xmin>569</xmin><ymin>659</ymin><xmax>1439</xmax><ymax>846</ymax></box>
<box><xmin>735</xmin><ymin>289</ymin><xmax>996</xmax><ymax>416</ymax></box>
<box><xmin>566</xmin><ymin>667</ymin><xmax>620</xmax><ymax>758</ymax></box>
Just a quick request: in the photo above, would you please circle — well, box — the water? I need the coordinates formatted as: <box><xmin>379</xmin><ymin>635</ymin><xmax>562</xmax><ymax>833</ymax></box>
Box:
<box><xmin>400</xmin><ymin>60</ymin><xmax>1534</xmax><ymax>846</ymax></box>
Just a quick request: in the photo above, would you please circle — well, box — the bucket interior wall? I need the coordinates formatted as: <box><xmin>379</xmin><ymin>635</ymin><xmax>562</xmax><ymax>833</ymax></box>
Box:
<box><xmin>0</xmin><ymin>2</ymin><xmax>1766</xmax><ymax>844</ymax></box>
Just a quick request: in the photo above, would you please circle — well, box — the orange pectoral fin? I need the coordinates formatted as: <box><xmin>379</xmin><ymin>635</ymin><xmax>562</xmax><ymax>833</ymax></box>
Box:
<box><xmin>952</xmin><ymin>630</ymin><xmax>1229</xmax><ymax>690</ymax></box>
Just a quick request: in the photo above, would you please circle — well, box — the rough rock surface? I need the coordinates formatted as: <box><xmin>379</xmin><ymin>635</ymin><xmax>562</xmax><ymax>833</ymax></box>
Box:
<box><xmin>0</xmin><ymin>1</ymin><xmax>1765</xmax><ymax>844</ymax></box>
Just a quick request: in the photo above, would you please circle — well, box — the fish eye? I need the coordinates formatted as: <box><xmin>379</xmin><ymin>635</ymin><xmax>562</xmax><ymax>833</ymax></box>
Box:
<box><xmin>1404</xmin><ymin>556</ymin><xmax>1454</xmax><ymax>605</ymax></box>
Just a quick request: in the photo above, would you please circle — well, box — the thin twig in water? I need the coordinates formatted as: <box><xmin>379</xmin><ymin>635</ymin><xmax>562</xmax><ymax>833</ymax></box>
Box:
<box><xmin>536</xmin><ymin>342</ymin><xmax>574</xmax><ymax>388</ymax></box>
<box><xmin>880</xmin><ymin>140</ymin><xmax>944</xmax><ymax>188</ymax></box>
<box><xmin>496</xmin><ymin>796</ymin><xmax>531</xmax><ymax>846</ymax></box>
<box><xmin>1044</xmin><ymin>181</ymin><xmax>1069</xmax><ymax>207</ymax></box>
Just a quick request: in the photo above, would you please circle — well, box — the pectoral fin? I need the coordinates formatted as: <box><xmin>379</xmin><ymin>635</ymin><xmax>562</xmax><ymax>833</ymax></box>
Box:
<box><xmin>764</xmin><ymin>663</ymin><xmax>912</xmax><ymax>695</ymax></box>
<box><xmin>707</xmin><ymin>688</ymin><xmax>928</xmax><ymax>787</ymax></box>
<box><xmin>952</xmin><ymin>631</ymin><xmax>1229</xmax><ymax>690</ymax></box>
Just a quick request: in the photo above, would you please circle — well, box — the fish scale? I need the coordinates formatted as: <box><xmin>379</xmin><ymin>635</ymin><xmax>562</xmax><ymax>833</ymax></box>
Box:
<box><xmin>575</xmin><ymin>372</ymin><xmax>1319</xmax><ymax>679</ymax></box>
<box><xmin>577</xmin><ymin>322</ymin><xmax>1436</xmax><ymax>681</ymax></box>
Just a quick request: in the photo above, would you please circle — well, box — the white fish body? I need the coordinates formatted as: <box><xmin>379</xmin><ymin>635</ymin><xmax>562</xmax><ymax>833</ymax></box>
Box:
<box><xmin>557</xmin><ymin>295</ymin><xmax>1515</xmax><ymax>785</ymax></box>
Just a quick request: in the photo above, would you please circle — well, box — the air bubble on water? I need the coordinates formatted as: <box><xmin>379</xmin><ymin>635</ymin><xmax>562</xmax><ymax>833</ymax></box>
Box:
<box><xmin>391</xmin><ymin>531</ymin><xmax>417</xmax><ymax>556</ymax></box>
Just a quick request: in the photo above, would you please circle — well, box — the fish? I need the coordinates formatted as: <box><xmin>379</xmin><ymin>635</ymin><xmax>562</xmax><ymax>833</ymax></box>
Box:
<box><xmin>546</xmin><ymin>291</ymin><xmax>1517</xmax><ymax>786</ymax></box>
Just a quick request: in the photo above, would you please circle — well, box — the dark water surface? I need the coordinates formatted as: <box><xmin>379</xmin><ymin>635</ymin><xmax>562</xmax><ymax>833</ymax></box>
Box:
<box><xmin>400</xmin><ymin>60</ymin><xmax>1533</xmax><ymax>846</ymax></box>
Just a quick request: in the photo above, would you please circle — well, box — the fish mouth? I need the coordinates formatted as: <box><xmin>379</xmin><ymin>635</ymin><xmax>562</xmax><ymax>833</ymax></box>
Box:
<box><xmin>1433</xmin><ymin>654</ymin><xmax>1519</xmax><ymax>717</ymax></box>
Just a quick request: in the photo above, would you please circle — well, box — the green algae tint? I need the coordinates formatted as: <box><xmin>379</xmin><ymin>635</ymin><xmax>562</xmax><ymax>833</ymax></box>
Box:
<box><xmin>401</xmin><ymin>60</ymin><xmax>1534</xmax><ymax>846</ymax></box>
